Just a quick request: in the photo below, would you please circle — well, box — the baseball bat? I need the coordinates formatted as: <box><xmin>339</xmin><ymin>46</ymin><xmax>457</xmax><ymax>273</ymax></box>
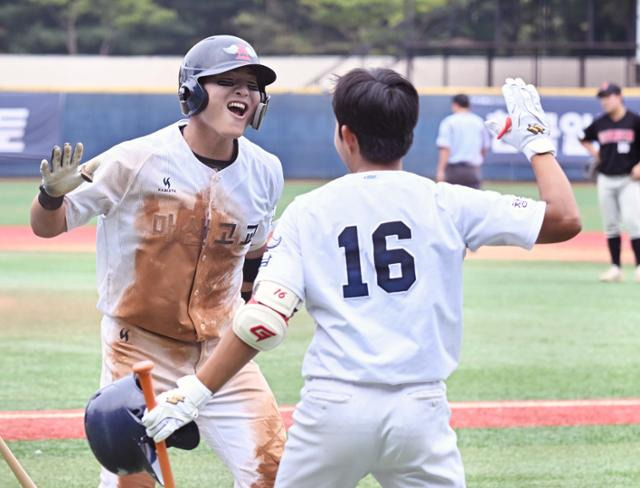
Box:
<box><xmin>133</xmin><ymin>360</ymin><xmax>176</xmax><ymax>488</ymax></box>
<box><xmin>0</xmin><ymin>434</ymin><xmax>37</xmax><ymax>488</ymax></box>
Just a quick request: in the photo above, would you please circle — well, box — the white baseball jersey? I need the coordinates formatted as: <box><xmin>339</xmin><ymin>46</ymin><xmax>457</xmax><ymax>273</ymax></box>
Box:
<box><xmin>436</xmin><ymin>112</ymin><xmax>490</xmax><ymax>166</ymax></box>
<box><xmin>258</xmin><ymin>170</ymin><xmax>545</xmax><ymax>384</ymax></box>
<box><xmin>64</xmin><ymin>121</ymin><xmax>283</xmax><ymax>342</ymax></box>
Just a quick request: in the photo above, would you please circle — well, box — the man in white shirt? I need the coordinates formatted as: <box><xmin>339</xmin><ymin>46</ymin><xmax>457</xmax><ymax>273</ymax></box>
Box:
<box><xmin>436</xmin><ymin>93</ymin><xmax>491</xmax><ymax>188</ymax></box>
<box><xmin>30</xmin><ymin>35</ymin><xmax>285</xmax><ymax>487</ymax></box>
<box><xmin>142</xmin><ymin>74</ymin><xmax>581</xmax><ymax>487</ymax></box>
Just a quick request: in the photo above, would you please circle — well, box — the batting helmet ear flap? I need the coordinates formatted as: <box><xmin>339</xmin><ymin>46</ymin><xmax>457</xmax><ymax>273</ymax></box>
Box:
<box><xmin>178</xmin><ymin>78</ymin><xmax>209</xmax><ymax>117</ymax></box>
<box><xmin>250</xmin><ymin>91</ymin><xmax>270</xmax><ymax>130</ymax></box>
<box><xmin>178</xmin><ymin>85</ymin><xmax>191</xmax><ymax>115</ymax></box>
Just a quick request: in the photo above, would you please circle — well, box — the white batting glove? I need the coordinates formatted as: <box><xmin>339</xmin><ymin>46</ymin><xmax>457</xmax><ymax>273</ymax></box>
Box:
<box><xmin>485</xmin><ymin>78</ymin><xmax>555</xmax><ymax>162</ymax></box>
<box><xmin>40</xmin><ymin>142</ymin><xmax>101</xmax><ymax>197</ymax></box>
<box><xmin>141</xmin><ymin>375</ymin><xmax>212</xmax><ymax>443</ymax></box>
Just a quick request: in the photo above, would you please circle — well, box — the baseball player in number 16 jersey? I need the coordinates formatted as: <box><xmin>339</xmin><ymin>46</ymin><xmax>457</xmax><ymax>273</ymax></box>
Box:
<box><xmin>31</xmin><ymin>35</ymin><xmax>286</xmax><ymax>487</ymax></box>
<box><xmin>142</xmin><ymin>73</ymin><xmax>581</xmax><ymax>487</ymax></box>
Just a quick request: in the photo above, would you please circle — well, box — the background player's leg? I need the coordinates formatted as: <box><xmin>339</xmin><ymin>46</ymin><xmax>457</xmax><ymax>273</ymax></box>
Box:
<box><xmin>274</xmin><ymin>380</ymin><xmax>377</xmax><ymax>488</ymax></box>
<box><xmin>618</xmin><ymin>177</ymin><xmax>640</xmax><ymax>281</ymax></box>
<box><xmin>632</xmin><ymin>238</ymin><xmax>640</xmax><ymax>282</ymax></box>
<box><xmin>195</xmin><ymin>360</ymin><xmax>285</xmax><ymax>488</ymax></box>
<box><xmin>606</xmin><ymin>236</ymin><xmax>622</xmax><ymax>266</ymax></box>
<box><xmin>371</xmin><ymin>383</ymin><xmax>465</xmax><ymax>488</ymax></box>
<box><xmin>597</xmin><ymin>174</ymin><xmax>623</xmax><ymax>281</ymax></box>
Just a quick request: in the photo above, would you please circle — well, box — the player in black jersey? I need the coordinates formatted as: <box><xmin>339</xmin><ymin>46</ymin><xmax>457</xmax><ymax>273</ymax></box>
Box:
<box><xmin>580</xmin><ymin>82</ymin><xmax>640</xmax><ymax>282</ymax></box>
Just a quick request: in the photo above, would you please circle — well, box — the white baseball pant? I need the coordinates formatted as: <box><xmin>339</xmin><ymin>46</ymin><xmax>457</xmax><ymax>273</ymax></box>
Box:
<box><xmin>97</xmin><ymin>315</ymin><xmax>285</xmax><ymax>488</ymax></box>
<box><xmin>597</xmin><ymin>173</ymin><xmax>640</xmax><ymax>238</ymax></box>
<box><xmin>275</xmin><ymin>378</ymin><xmax>465</xmax><ymax>488</ymax></box>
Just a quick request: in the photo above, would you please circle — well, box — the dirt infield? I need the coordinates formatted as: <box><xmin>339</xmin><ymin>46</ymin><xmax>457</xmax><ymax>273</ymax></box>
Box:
<box><xmin>3</xmin><ymin>226</ymin><xmax>638</xmax><ymax>263</ymax></box>
<box><xmin>1</xmin><ymin>226</ymin><xmax>97</xmax><ymax>253</ymax></box>
<box><xmin>2</xmin><ymin>398</ymin><xmax>640</xmax><ymax>441</ymax></box>
<box><xmin>467</xmin><ymin>231</ymin><xmax>637</xmax><ymax>263</ymax></box>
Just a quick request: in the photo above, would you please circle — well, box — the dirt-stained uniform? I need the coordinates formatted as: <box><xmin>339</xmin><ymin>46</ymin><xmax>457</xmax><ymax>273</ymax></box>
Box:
<box><xmin>65</xmin><ymin>122</ymin><xmax>285</xmax><ymax>487</ymax></box>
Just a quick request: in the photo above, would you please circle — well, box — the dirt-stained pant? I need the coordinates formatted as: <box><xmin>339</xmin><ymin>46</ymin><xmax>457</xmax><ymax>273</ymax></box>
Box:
<box><xmin>275</xmin><ymin>378</ymin><xmax>465</xmax><ymax>488</ymax></box>
<box><xmin>97</xmin><ymin>315</ymin><xmax>285</xmax><ymax>488</ymax></box>
<box><xmin>597</xmin><ymin>173</ymin><xmax>640</xmax><ymax>238</ymax></box>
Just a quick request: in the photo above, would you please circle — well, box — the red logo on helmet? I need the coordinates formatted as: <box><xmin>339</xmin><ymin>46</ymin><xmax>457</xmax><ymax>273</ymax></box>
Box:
<box><xmin>250</xmin><ymin>325</ymin><xmax>276</xmax><ymax>341</ymax></box>
<box><xmin>223</xmin><ymin>43</ymin><xmax>257</xmax><ymax>61</ymax></box>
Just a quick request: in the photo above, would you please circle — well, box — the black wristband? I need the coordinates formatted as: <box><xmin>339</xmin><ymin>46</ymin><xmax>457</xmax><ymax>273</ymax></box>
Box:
<box><xmin>242</xmin><ymin>256</ymin><xmax>262</xmax><ymax>283</ymax></box>
<box><xmin>241</xmin><ymin>290</ymin><xmax>252</xmax><ymax>302</ymax></box>
<box><xmin>38</xmin><ymin>185</ymin><xmax>64</xmax><ymax>210</ymax></box>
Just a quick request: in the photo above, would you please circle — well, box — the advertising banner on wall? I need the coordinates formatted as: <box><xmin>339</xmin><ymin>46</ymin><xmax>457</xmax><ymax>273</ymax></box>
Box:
<box><xmin>401</xmin><ymin>93</ymin><xmax>640</xmax><ymax>181</ymax></box>
<box><xmin>0</xmin><ymin>90</ymin><xmax>635</xmax><ymax>180</ymax></box>
<box><xmin>0</xmin><ymin>93</ymin><xmax>62</xmax><ymax>177</ymax></box>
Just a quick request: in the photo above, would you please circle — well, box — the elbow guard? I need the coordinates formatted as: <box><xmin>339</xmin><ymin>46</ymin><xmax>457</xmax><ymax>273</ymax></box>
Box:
<box><xmin>232</xmin><ymin>281</ymin><xmax>301</xmax><ymax>352</ymax></box>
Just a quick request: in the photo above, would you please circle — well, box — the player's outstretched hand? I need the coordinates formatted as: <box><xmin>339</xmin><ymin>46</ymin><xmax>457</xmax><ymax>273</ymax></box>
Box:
<box><xmin>485</xmin><ymin>78</ymin><xmax>555</xmax><ymax>162</ymax></box>
<box><xmin>40</xmin><ymin>142</ymin><xmax>101</xmax><ymax>197</ymax></box>
<box><xmin>141</xmin><ymin>375</ymin><xmax>212</xmax><ymax>443</ymax></box>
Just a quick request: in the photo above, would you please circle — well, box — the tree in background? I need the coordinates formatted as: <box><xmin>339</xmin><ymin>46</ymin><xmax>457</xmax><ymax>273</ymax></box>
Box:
<box><xmin>91</xmin><ymin>0</ymin><xmax>178</xmax><ymax>54</ymax></box>
<box><xmin>299</xmin><ymin>0</ymin><xmax>445</xmax><ymax>54</ymax></box>
<box><xmin>231</xmin><ymin>0</ymin><xmax>320</xmax><ymax>54</ymax></box>
<box><xmin>0</xmin><ymin>0</ymin><xmax>178</xmax><ymax>54</ymax></box>
<box><xmin>0</xmin><ymin>0</ymin><xmax>636</xmax><ymax>56</ymax></box>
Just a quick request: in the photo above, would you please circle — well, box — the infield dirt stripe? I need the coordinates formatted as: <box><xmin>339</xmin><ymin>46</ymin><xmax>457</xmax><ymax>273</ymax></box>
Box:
<box><xmin>2</xmin><ymin>398</ymin><xmax>640</xmax><ymax>441</ymax></box>
<box><xmin>0</xmin><ymin>225</ymin><xmax>96</xmax><ymax>252</ymax></box>
<box><xmin>0</xmin><ymin>226</ymin><xmax>625</xmax><ymax>262</ymax></box>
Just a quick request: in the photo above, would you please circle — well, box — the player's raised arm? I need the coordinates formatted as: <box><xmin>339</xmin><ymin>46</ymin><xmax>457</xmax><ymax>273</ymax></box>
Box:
<box><xmin>486</xmin><ymin>78</ymin><xmax>581</xmax><ymax>243</ymax></box>
<box><xmin>30</xmin><ymin>142</ymin><xmax>100</xmax><ymax>237</ymax></box>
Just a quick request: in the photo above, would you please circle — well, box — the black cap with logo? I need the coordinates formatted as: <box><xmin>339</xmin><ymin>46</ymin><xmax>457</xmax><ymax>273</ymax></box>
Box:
<box><xmin>596</xmin><ymin>82</ymin><xmax>622</xmax><ymax>98</ymax></box>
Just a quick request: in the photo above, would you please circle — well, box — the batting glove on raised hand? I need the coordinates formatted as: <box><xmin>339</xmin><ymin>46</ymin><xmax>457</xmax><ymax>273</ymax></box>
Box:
<box><xmin>40</xmin><ymin>142</ymin><xmax>101</xmax><ymax>197</ymax></box>
<box><xmin>141</xmin><ymin>375</ymin><xmax>212</xmax><ymax>443</ymax></box>
<box><xmin>485</xmin><ymin>78</ymin><xmax>555</xmax><ymax>162</ymax></box>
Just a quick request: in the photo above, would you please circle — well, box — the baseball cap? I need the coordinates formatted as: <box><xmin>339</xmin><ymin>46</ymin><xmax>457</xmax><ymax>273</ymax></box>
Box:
<box><xmin>597</xmin><ymin>82</ymin><xmax>622</xmax><ymax>98</ymax></box>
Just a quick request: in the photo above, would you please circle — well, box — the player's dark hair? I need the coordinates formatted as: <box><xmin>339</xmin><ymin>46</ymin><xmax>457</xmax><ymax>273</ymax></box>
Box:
<box><xmin>332</xmin><ymin>68</ymin><xmax>419</xmax><ymax>164</ymax></box>
<box><xmin>452</xmin><ymin>93</ymin><xmax>470</xmax><ymax>108</ymax></box>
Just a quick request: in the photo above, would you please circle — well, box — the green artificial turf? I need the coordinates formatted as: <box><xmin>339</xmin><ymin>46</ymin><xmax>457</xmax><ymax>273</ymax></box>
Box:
<box><xmin>3</xmin><ymin>426</ymin><xmax>639</xmax><ymax>487</ymax></box>
<box><xmin>1</xmin><ymin>179</ymin><xmax>636</xmax><ymax>487</ymax></box>
<box><xmin>1</xmin><ymin>254</ymin><xmax>638</xmax><ymax>410</ymax></box>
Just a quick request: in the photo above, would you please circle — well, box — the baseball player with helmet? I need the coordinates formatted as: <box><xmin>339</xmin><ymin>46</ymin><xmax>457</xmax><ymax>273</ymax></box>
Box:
<box><xmin>580</xmin><ymin>82</ymin><xmax>640</xmax><ymax>283</ymax></box>
<box><xmin>30</xmin><ymin>35</ymin><xmax>285</xmax><ymax>487</ymax></box>
<box><xmin>141</xmin><ymin>73</ymin><xmax>581</xmax><ymax>487</ymax></box>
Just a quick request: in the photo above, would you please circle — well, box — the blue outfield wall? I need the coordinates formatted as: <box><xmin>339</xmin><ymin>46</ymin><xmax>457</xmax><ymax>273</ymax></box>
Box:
<box><xmin>2</xmin><ymin>90</ymin><xmax>637</xmax><ymax>180</ymax></box>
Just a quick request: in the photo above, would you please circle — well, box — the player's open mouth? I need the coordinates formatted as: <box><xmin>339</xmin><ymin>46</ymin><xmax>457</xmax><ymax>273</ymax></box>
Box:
<box><xmin>227</xmin><ymin>101</ymin><xmax>248</xmax><ymax>117</ymax></box>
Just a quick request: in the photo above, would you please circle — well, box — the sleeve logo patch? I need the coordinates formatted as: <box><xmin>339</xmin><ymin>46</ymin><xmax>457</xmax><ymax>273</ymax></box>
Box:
<box><xmin>267</xmin><ymin>235</ymin><xmax>282</xmax><ymax>249</ymax></box>
<box><xmin>512</xmin><ymin>197</ymin><xmax>529</xmax><ymax>208</ymax></box>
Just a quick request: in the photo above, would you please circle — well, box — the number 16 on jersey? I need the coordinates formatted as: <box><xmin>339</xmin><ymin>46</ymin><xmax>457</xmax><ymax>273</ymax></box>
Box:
<box><xmin>338</xmin><ymin>220</ymin><xmax>416</xmax><ymax>298</ymax></box>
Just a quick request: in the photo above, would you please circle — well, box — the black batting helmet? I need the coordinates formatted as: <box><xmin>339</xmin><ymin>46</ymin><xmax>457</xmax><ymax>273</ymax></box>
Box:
<box><xmin>178</xmin><ymin>35</ymin><xmax>276</xmax><ymax>129</ymax></box>
<box><xmin>84</xmin><ymin>373</ymin><xmax>200</xmax><ymax>484</ymax></box>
